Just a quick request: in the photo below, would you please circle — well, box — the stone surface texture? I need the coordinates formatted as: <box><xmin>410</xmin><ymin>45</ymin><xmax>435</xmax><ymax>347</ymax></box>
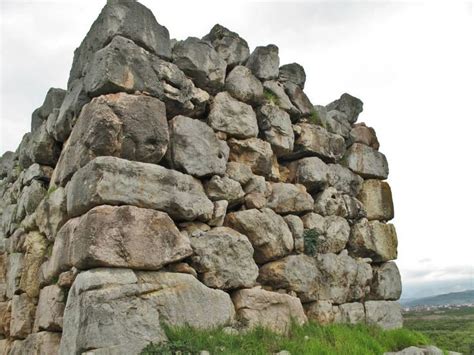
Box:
<box><xmin>0</xmin><ymin>1</ymin><xmax>403</xmax><ymax>351</ymax></box>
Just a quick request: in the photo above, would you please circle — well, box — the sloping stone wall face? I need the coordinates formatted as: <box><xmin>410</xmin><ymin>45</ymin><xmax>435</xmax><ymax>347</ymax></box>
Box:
<box><xmin>0</xmin><ymin>1</ymin><xmax>402</xmax><ymax>353</ymax></box>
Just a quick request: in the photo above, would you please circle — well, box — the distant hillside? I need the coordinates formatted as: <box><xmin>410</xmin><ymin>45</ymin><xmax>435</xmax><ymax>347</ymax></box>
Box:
<box><xmin>401</xmin><ymin>290</ymin><xmax>474</xmax><ymax>307</ymax></box>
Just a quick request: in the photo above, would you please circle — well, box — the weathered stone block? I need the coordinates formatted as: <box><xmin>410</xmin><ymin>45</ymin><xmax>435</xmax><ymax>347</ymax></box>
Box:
<box><xmin>54</xmin><ymin>205</ymin><xmax>193</xmax><ymax>271</ymax></box>
<box><xmin>167</xmin><ymin>115</ymin><xmax>229</xmax><ymax>178</ymax></box>
<box><xmin>358</xmin><ymin>179</ymin><xmax>394</xmax><ymax>221</ymax></box>
<box><xmin>365</xmin><ymin>300</ymin><xmax>402</xmax><ymax>329</ymax></box>
<box><xmin>288</xmin><ymin>123</ymin><xmax>345</xmax><ymax>162</ymax></box>
<box><xmin>34</xmin><ymin>285</ymin><xmax>65</xmax><ymax>332</ymax></box>
<box><xmin>54</xmin><ymin>93</ymin><xmax>169</xmax><ymax>186</ymax></box>
<box><xmin>342</xmin><ymin>143</ymin><xmax>389</xmax><ymax>179</ymax></box>
<box><xmin>67</xmin><ymin>156</ymin><xmax>214</xmax><ymax>221</ymax></box>
<box><xmin>225</xmin><ymin>208</ymin><xmax>293</xmax><ymax>263</ymax></box>
<box><xmin>232</xmin><ymin>287</ymin><xmax>307</xmax><ymax>334</ymax></box>
<box><xmin>190</xmin><ymin>227</ymin><xmax>258</xmax><ymax>289</ymax></box>
<box><xmin>349</xmin><ymin>219</ymin><xmax>398</xmax><ymax>262</ymax></box>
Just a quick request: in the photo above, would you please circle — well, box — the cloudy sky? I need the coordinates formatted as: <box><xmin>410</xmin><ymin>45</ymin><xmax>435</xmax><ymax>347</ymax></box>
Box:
<box><xmin>1</xmin><ymin>0</ymin><xmax>473</xmax><ymax>298</ymax></box>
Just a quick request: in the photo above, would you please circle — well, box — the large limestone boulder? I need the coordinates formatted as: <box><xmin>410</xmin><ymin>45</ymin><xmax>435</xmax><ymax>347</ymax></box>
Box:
<box><xmin>365</xmin><ymin>300</ymin><xmax>402</xmax><ymax>329</ymax></box>
<box><xmin>0</xmin><ymin>151</ymin><xmax>16</xmax><ymax>179</ymax></box>
<box><xmin>61</xmin><ymin>269</ymin><xmax>235</xmax><ymax>354</ymax></box>
<box><xmin>17</xmin><ymin>124</ymin><xmax>61</xmax><ymax>169</ymax></box>
<box><xmin>286</xmin><ymin>157</ymin><xmax>329</xmax><ymax>192</ymax></box>
<box><xmin>59</xmin><ymin>268</ymin><xmax>165</xmax><ymax>354</ymax></box>
<box><xmin>370</xmin><ymin>262</ymin><xmax>402</xmax><ymax>300</ymax></box>
<box><xmin>167</xmin><ymin>115</ymin><xmax>229</xmax><ymax>177</ymax></box>
<box><xmin>258</xmin><ymin>104</ymin><xmax>294</xmax><ymax>156</ymax></box>
<box><xmin>327</xmin><ymin>163</ymin><xmax>364</xmax><ymax>196</ymax></box>
<box><xmin>348</xmin><ymin>123</ymin><xmax>380</xmax><ymax>149</ymax></box>
<box><xmin>312</xmin><ymin>105</ymin><xmax>352</xmax><ymax>139</ymax></box>
<box><xmin>232</xmin><ymin>287</ymin><xmax>307</xmax><ymax>334</ymax></box>
<box><xmin>66</xmin><ymin>156</ymin><xmax>214</xmax><ymax>221</ymax></box>
<box><xmin>288</xmin><ymin>123</ymin><xmax>345</xmax><ymax>162</ymax></box>
<box><xmin>172</xmin><ymin>37</ymin><xmax>227</xmax><ymax>94</ymax></box>
<box><xmin>6</xmin><ymin>253</ymin><xmax>23</xmax><ymax>299</ymax></box>
<box><xmin>279</xmin><ymin>63</ymin><xmax>306</xmax><ymax>89</ymax></box>
<box><xmin>358</xmin><ymin>179</ymin><xmax>394</xmax><ymax>221</ymax></box>
<box><xmin>57</xmin><ymin>205</ymin><xmax>192</xmax><ymax>271</ymax></box>
<box><xmin>342</xmin><ymin>143</ymin><xmax>389</xmax><ymax>179</ymax></box>
<box><xmin>15</xmin><ymin>181</ymin><xmax>46</xmax><ymax>222</ymax></box>
<box><xmin>48</xmin><ymin>79</ymin><xmax>90</xmax><ymax>143</ymax></box>
<box><xmin>313</xmin><ymin>187</ymin><xmax>366</xmax><ymax>220</ymax></box>
<box><xmin>208</xmin><ymin>92</ymin><xmax>259</xmax><ymax>139</ymax></box>
<box><xmin>228</xmin><ymin>138</ymin><xmax>279</xmax><ymax>180</ymax></box>
<box><xmin>10</xmin><ymin>293</ymin><xmax>36</xmax><ymax>339</ymax></box>
<box><xmin>68</xmin><ymin>0</ymin><xmax>171</xmax><ymax>85</ymax></box>
<box><xmin>225</xmin><ymin>208</ymin><xmax>293</xmax><ymax>263</ymax></box>
<box><xmin>8</xmin><ymin>331</ymin><xmax>61</xmax><ymax>355</ymax></box>
<box><xmin>83</xmin><ymin>36</ymin><xmax>208</xmax><ymax>119</ymax></box>
<box><xmin>246</xmin><ymin>45</ymin><xmax>279</xmax><ymax>80</ymax></box>
<box><xmin>263</xmin><ymin>80</ymin><xmax>298</xmax><ymax>116</ymax></box>
<box><xmin>33</xmin><ymin>285</ymin><xmax>65</xmax><ymax>332</ymax></box>
<box><xmin>349</xmin><ymin>219</ymin><xmax>398</xmax><ymax>262</ymax></box>
<box><xmin>35</xmin><ymin>186</ymin><xmax>68</xmax><ymax>241</ymax></box>
<box><xmin>204</xmin><ymin>175</ymin><xmax>245</xmax><ymax>207</ymax></box>
<box><xmin>305</xmin><ymin>300</ymin><xmax>337</xmax><ymax>325</ymax></box>
<box><xmin>19</xmin><ymin>232</ymin><xmax>48</xmax><ymax>298</ymax></box>
<box><xmin>283</xmin><ymin>215</ymin><xmax>304</xmax><ymax>253</ymax></box>
<box><xmin>326</xmin><ymin>93</ymin><xmax>363</xmax><ymax>124</ymax></box>
<box><xmin>31</xmin><ymin>88</ymin><xmax>66</xmax><ymax>132</ymax></box>
<box><xmin>258</xmin><ymin>255</ymin><xmax>321</xmax><ymax>302</ymax></box>
<box><xmin>202</xmin><ymin>24</ymin><xmax>250</xmax><ymax>68</ymax></box>
<box><xmin>190</xmin><ymin>227</ymin><xmax>258</xmax><ymax>289</ymax></box>
<box><xmin>225</xmin><ymin>66</ymin><xmax>264</xmax><ymax>105</ymax></box>
<box><xmin>266</xmin><ymin>183</ymin><xmax>314</xmax><ymax>215</ymax></box>
<box><xmin>284</xmin><ymin>82</ymin><xmax>313</xmax><ymax>118</ymax></box>
<box><xmin>337</xmin><ymin>302</ymin><xmax>365</xmax><ymax>324</ymax></box>
<box><xmin>316</xmin><ymin>252</ymin><xmax>372</xmax><ymax>304</ymax></box>
<box><xmin>301</xmin><ymin>213</ymin><xmax>350</xmax><ymax>254</ymax></box>
<box><xmin>53</xmin><ymin>93</ymin><xmax>169</xmax><ymax>186</ymax></box>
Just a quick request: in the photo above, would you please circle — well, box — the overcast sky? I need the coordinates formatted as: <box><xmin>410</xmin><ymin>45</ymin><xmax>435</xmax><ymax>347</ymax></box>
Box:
<box><xmin>1</xmin><ymin>0</ymin><xmax>473</xmax><ymax>298</ymax></box>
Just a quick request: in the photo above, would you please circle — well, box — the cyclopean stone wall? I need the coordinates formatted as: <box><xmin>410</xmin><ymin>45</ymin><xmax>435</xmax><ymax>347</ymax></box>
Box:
<box><xmin>0</xmin><ymin>0</ymin><xmax>402</xmax><ymax>354</ymax></box>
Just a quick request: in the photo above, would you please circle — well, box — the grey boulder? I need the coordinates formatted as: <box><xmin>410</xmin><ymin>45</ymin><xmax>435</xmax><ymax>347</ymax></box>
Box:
<box><xmin>54</xmin><ymin>93</ymin><xmax>169</xmax><ymax>186</ymax></box>
<box><xmin>279</xmin><ymin>63</ymin><xmax>306</xmax><ymax>89</ymax></box>
<box><xmin>258</xmin><ymin>104</ymin><xmax>294</xmax><ymax>156</ymax></box>
<box><xmin>246</xmin><ymin>45</ymin><xmax>280</xmax><ymax>80</ymax></box>
<box><xmin>225</xmin><ymin>66</ymin><xmax>264</xmax><ymax>105</ymax></box>
<box><xmin>266</xmin><ymin>182</ymin><xmax>314</xmax><ymax>215</ymax></box>
<box><xmin>172</xmin><ymin>37</ymin><xmax>227</xmax><ymax>94</ymax></box>
<box><xmin>349</xmin><ymin>219</ymin><xmax>398</xmax><ymax>262</ymax></box>
<box><xmin>167</xmin><ymin>115</ymin><xmax>229</xmax><ymax>177</ymax></box>
<box><xmin>67</xmin><ymin>156</ymin><xmax>214</xmax><ymax>221</ymax></box>
<box><xmin>68</xmin><ymin>0</ymin><xmax>171</xmax><ymax>85</ymax></box>
<box><xmin>203</xmin><ymin>24</ymin><xmax>250</xmax><ymax>68</ymax></box>
<box><xmin>208</xmin><ymin>92</ymin><xmax>259</xmax><ymax>139</ymax></box>
<box><xmin>190</xmin><ymin>227</ymin><xmax>258</xmax><ymax>289</ymax></box>
<box><xmin>288</xmin><ymin>123</ymin><xmax>345</xmax><ymax>162</ymax></box>
<box><xmin>225</xmin><ymin>208</ymin><xmax>293</xmax><ymax>263</ymax></box>
<box><xmin>326</xmin><ymin>93</ymin><xmax>363</xmax><ymax>124</ymax></box>
<box><xmin>342</xmin><ymin>143</ymin><xmax>389</xmax><ymax>179</ymax></box>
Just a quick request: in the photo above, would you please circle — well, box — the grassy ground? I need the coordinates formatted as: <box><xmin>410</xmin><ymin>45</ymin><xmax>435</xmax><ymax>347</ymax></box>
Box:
<box><xmin>403</xmin><ymin>306</ymin><xmax>474</xmax><ymax>354</ymax></box>
<box><xmin>141</xmin><ymin>322</ymin><xmax>431</xmax><ymax>355</ymax></box>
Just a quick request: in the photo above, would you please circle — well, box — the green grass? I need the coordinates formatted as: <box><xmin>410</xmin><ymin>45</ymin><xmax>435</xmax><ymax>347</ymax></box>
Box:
<box><xmin>303</xmin><ymin>228</ymin><xmax>320</xmax><ymax>257</ymax></box>
<box><xmin>309</xmin><ymin>110</ymin><xmax>324</xmax><ymax>127</ymax></box>
<box><xmin>141</xmin><ymin>322</ymin><xmax>431</xmax><ymax>355</ymax></box>
<box><xmin>263</xmin><ymin>89</ymin><xmax>280</xmax><ymax>106</ymax></box>
<box><xmin>403</xmin><ymin>306</ymin><xmax>474</xmax><ymax>354</ymax></box>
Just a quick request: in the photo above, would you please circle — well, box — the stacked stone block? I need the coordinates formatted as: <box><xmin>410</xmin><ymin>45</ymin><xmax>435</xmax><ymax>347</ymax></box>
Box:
<box><xmin>0</xmin><ymin>0</ymin><xmax>402</xmax><ymax>354</ymax></box>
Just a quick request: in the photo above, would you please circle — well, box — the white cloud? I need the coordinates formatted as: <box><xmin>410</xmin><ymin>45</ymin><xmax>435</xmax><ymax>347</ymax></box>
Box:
<box><xmin>1</xmin><ymin>0</ymin><xmax>473</xmax><ymax>296</ymax></box>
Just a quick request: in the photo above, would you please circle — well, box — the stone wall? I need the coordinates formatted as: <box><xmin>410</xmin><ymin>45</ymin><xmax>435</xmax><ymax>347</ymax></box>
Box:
<box><xmin>0</xmin><ymin>0</ymin><xmax>402</xmax><ymax>354</ymax></box>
